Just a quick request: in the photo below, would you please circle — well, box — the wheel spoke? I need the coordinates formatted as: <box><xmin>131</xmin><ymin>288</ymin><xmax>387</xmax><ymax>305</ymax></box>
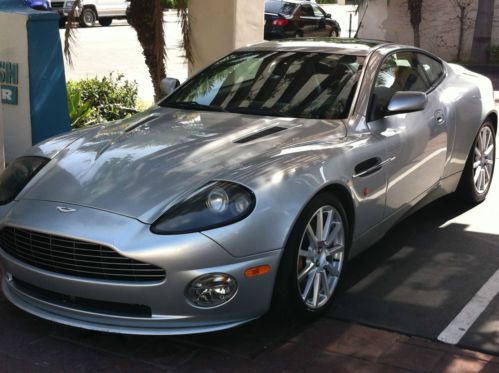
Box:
<box><xmin>485</xmin><ymin>144</ymin><xmax>495</xmax><ymax>156</ymax></box>
<box><xmin>475</xmin><ymin>147</ymin><xmax>482</xmax><ymax>157</ymax></box>
<box><xmin>474</xmin><ymin>166</ymin><xmax>481</xmax><ymax>184</ymax></box>
<box><xmin>299</xmin><ymin>247</ymin><xmax>314</xmax><ymax>259</ymax></box>
<box><xmin>312</xmin><ymin>271</ymin><xmax>321</xmax><ymax>307</ymax></box>
<box><xmin>302</xmin><ymin>270</ymin><xmax>316</xmax><ymax>300</ymax></box>
<box><xmin>325</xmin><ymin>262</ymin><xmax>340</xmax><ymax>277</ymax></box>
<box><xmin>325</xmin><ymin>244</ymin><xmax>344</xmax><ymax>257</ymax></box>
<box><xmin>298</xmin><ymin>262</ymin><xmax>315</xmax><ymax>282</ymax></box>
<box><xmin>315</xmin><ymin>208</ymin><xmax>323</xmax><ymax>242</ymax></box>
<box><xmin>322</xmin><ymin>210</ymin><xmax>333</xmax><ymax>242</ymax></box>
<box><xmin>473</xmin><ymin>160</ymin><xmax>481</xmax><ymax>169</ymax></box>
<box><xmin>321</xmin><ymin>270</ymin><xmax>330</xmax><ymax>296</ymax></box>
<box><xmin>306</xmin><ymin>224</ymin><xmax>318</xmax><ymax>249</ymax></box>
<box><xmin>326</xmin><ymin>222</ymin><xmax>341</xmax><ymax>246</ymax></box>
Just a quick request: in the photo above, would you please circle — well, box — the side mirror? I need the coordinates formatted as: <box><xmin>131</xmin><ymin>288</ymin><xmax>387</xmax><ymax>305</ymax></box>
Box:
<box><xmin>326</xmin><ymin>13</ymin><xmax>331</xmax><ymax>18</ymax></box>
<box><xmin>386</xmin><ymin>91</ymin><xmax>427</xmax><ymax>116</ymax></box>
<box><xmin>160</xmin><ymin>77</ymin><xmax>180</xmax><ymax>97</ymax></box>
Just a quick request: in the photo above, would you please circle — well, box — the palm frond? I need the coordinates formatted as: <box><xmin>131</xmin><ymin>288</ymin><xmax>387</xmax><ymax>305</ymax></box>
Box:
<box><xmin>176</xmin><ymin>0</ymin><xmax>192</xmax><ymax>64</ymax></box>
<box><xmin>64</xmin><ymin>0</ymin><xmax>82</xmax><ymax>66</ymax></box>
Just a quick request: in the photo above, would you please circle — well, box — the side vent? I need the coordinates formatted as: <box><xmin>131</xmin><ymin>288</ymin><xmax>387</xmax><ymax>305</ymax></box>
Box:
<box><xmin>234</xmin><ymin>127</ymin><xmax>287</xmax><ymax>144</ymax></box>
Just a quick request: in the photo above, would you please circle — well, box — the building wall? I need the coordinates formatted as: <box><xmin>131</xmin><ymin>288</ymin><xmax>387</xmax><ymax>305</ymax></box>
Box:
<box><xmin>358</xmin><ymin>0</ymin><xmax>499</xmax><ymax>61</ymax></box>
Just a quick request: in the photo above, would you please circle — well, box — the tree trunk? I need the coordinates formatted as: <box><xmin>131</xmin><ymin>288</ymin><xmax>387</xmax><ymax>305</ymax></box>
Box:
<box><xmin>408</xmin><ymin>0</ymin><xmax>423</xmax><ymax>47</ymax></box>
<box><xmin>457</xmin><ymin>5</ymin><xmax>465</xmax><ymax>61</ymax></box>
<box><xmin>127</xmin><ymin>0</ymin><xmax>166</xmax><ymax>101</ymax></box>
<box><xmin>470</xmin><ymin>0</ymin><xmax>495</xmax><ymax>63</ymax></box>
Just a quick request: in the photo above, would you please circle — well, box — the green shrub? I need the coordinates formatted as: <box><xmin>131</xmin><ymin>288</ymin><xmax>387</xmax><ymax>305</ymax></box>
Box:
<box><xmin>67</xmin><ymin>73</ymin><xmax>138</xmax><ymax>129</ymax></box>
<box><xmin>160</xmin><ymin>0</ymin><xmax>178</xmax><ymax>9</ymax></box>
<box><xmin>489</xmin><ymin>45</ymin><xmax>499</xmax><ymax>64</ymax></box>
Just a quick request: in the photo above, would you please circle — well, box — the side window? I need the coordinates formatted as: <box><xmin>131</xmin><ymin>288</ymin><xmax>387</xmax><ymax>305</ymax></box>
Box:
<box><xmin>301</xmin><ymin>4</ymin><xmax>315</xmax><ymax>17</ymax></box>
<box><xmin>312</xmin><ymin>5</ymin><xmax>325</xmax><ymax>17</ymax></box>
<box><xmin>370</xmin><ymin>52</ymin><xmax>430</xmax><ymax>121</ymax></box>
<box><xmin>416</xmin><ymin>53</ymin><xmax>445</xmax><ymax>88</ymax></box>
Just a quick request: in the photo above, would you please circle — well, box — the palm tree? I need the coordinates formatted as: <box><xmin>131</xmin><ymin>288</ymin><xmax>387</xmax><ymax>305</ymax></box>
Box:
<box><xmin>470</xmin><ymin>0</ymin><xmax>495</xmax><ymax>63</ymax></box>
<box><xmin>64</xmin><ymin>0</ymin><xmax>191</xmax><ymax>101</ymax></box>
<box><xmin>407</xmin><ymin>0</ymin><xmax>423</xmax><ymax>47</ymax></box>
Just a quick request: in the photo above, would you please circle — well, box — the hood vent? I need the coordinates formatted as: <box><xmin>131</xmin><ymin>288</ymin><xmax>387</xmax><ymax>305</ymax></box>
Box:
<box><xmin>234</xmin><ymin>126</ymin><xmax>287</xmax><ymax>144</ymax></box>
<box><xmin>124</xmin><ymin>115</ymin><xmax>159</xmax><ymax>133</ymax></box>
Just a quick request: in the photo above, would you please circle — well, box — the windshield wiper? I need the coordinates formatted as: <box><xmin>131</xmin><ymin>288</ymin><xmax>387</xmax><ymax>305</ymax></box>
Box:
<box><xmin>164</xmin><ymin>101</ymin><xmax>227</xmax><ymax>112</ymax></box>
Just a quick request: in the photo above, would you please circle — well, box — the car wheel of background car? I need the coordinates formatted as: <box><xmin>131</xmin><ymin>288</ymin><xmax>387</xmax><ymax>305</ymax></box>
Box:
<box><xmin>294</xmin><ymin>30</ymin><xmax>304</xmax><ymax>38</ymax></box>
<box><xmin>99</xmin><ymin>18</ymin><xmax>113</xmax><ymax>27</ymax></box>
<box><xmin>457</xmin><ymin>119</ymin><xmax>496</xmax><ymax>204</ymax></box>
<box><xmin>330</xmin><ymin>29</ymin><xmax>339</xmax><ymax>37</ymax></box>
<box><xmin>272</xmin><ymin>193</ymin><xmax>349</xmax><ymax>320</ymax></box>
<box><xmin>79</xmin><ymin>7</ymin><xmax>97</xmax><ymax>27</ymax></box>
<box><xmin>58</xmin><ymin>18</ymin><xmax>66</xmax><ymax>29</ymax></box>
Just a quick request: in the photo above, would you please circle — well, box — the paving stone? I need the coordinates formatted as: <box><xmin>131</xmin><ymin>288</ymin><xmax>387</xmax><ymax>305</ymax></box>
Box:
<box><xmin>0</xmin><ymin>351</ymin><xmax>48</xmax><ymax>373</ymax></box>
<box><xmin>378</xmin><ymin>340</ymin><xmax>445</xmax><ymax>372</ymax></box>
<box><xmin>322</xmin><ymin>323</ymin><xmax>399</xmax><ymax>361</ymax></box>
<box><xmin>173</xmin><ymin>350</ymin><xmax>262</xmax><ymax>373</ymax></box>
<box><xmin>431</xmin><ymin>354</ymin><xmax>488</xmax><ymax>373</ymax></box>
<box><xmin>11</xmin><ymin>336</ymin><xmax>163</xmax><ymax>372</ymax></box>
<box><xmin>289</xmin><ymin>318</ymin><xmax>351</xmax><ymax>347</ymax></box>
<box><xmin>306</xmin><ymin>351</ymin><xmax>407</xmax><ymax>373</ymax></box>
<box><xmin>255</xmin><ymin>341</ymin><xmax>321</xmax><ymax>371</ymax></box>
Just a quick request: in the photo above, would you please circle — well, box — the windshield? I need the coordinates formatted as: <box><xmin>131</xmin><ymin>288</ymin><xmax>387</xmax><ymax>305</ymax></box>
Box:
<box><xmin>160</xmin><ymin>51</ymin><xmax>364</xmax><ymax>120</ymax></box>
<box><xmin>265</xmin><ymin>1</ymin><xmax>297</xmax><ymax>15</ymax></box>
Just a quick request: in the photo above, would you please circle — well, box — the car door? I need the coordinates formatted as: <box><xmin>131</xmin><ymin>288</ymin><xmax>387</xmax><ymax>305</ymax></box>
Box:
<box><xmin>367</xmin><ymin>51</ymin><xmax>448</xmax><ymax>217</ymax></box>
<box><xmin>97</xmin><ymin>0</ymin><xmax>125</xmax><ymax>17</ymax></box>
<box><xmin>311</xmin><ymin>4</ymin><xmax>329</xmax><ymax>36</ymax></box>
<box><xmin>294</xmin><ymin>4</ymin><xmax>316</xmax><ymax>37</ymax></box>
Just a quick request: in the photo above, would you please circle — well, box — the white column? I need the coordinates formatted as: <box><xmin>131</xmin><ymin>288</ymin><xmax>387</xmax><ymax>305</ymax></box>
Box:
<box><xmin>188</xmin><ymin>0</ymin><xmax>265</xmax><ymax>76</ymax></box>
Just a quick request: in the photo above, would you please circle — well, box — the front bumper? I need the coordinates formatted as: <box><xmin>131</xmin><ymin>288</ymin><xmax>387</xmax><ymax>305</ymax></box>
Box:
<box><xmin>0</xmin><ymin>199</ymin><xmax>281</xmax><ymax>335</ymax></box>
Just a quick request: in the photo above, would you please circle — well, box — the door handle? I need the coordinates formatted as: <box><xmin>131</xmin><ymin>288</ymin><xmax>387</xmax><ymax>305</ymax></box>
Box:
<box><xmin>353</xmin><ymin>157</ymin><xmax>396</xmax><ymax>178</ymax></box>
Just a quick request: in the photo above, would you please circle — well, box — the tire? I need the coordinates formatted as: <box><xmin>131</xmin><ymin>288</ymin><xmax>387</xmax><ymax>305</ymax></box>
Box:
<box><xmin>99</xmin><ymin>18</ymin><xmax>113</xmax><ymax>27</ymax></box>
<box><xmin>272</xmin><ymin>193</ymin><xmax>349</xmax><ymax>320</ymax></box>
<box><xmin>330</xmin><ymin>29</ymin><xmax>339</xmax><ymax>37</ymax></box>
<box><xmin>79</xmin><ymin>7</ymin><xmax>97</xmax><ymax>27</ymax></box>
<box><xmin>294</xmin><ymin>30</ymin><xmax>304</xmax><ymax>38</ymax></box>
<box><xmin>457</xmin><ymin>120</ymin><xmax>496</xmax><ymax>204</ymax></box>
<box><xmin>58</xmin><ymin>17</ymin><xmax>66</xmax><ymax>29</ymax></box>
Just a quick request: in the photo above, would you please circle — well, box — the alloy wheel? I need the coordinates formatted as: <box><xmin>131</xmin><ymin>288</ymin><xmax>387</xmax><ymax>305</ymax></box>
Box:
<box><xmin>296</xmin><ymin>205</ymin><xmax>345</xmax><ymax>309</ymax></box>
<box><xmin>473</xmin><ymin>125</ymin><xmax>495</xmax><ymax>194</ymax></box>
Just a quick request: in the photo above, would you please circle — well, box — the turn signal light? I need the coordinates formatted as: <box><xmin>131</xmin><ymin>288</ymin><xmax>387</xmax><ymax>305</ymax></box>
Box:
<box><xmin>244</xmin><ymin>265</ymin><xmax>271</xmax><ymax>278</ymax></box>
<box><xmin>272</xmin><ymin>19</ymin><xmax>289</xmax><ymax>27</ymax></box>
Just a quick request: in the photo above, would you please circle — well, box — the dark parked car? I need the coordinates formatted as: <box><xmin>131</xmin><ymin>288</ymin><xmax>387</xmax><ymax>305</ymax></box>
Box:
<box><xmin>264</xmin><ymin>0</ymin><xmax>341</xmax><ymax>39</ymax></box>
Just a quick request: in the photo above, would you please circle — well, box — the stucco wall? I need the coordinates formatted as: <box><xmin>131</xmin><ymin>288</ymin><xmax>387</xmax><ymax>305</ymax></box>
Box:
<box><xmin>358</xmin><ymin>0</ymin><xmax>498</xmax><ymax>61</ymax></box>
<box><xmin>188</xmin><ymin>0</ymin><xmax>264</xmax><ymax>75</ymax></box>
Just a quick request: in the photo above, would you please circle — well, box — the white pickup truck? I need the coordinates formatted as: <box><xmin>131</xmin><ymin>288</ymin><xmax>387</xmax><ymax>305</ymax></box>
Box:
<box><xmin>52</xmin><ymin>0</ymin><xmax>129</xmax><ymax>27</ymax></box>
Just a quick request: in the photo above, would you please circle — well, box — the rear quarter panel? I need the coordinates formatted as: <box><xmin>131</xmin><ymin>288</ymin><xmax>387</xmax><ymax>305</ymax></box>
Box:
<box><xmin>442</xmin><ymin>63</ymin><xmax>496</xmax><ymax>177</ymax></box>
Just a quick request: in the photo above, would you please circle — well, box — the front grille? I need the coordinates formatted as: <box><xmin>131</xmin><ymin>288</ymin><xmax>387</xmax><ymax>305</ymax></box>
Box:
<box><xmin>51</xmin><ymin>1</ymin><xmax>64</xmax><ymax>8</ymax></box>
<box><xmin>0</xmin><ymin>227</ymin><xmax>166</xmax><ymax>282</ymax></box>
<box><xmin>13</xmin><ymin>277</ymin><xmax>152</xmax><ymax>318</ymax></box>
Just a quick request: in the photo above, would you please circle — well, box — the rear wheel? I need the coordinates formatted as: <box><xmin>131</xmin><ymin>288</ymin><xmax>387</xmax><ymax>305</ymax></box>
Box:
<box><xmin>272</xmin><ymin>193</ymin><xmax>349</xmax><ymax>319</ymax></box>
<box><xmin>79</xmin><ymin>7</ymin><xmax>97</xmax><ymax>27</ymax></box>
<box><xmin>330</xmin><ymin>28</ymin><xmax>339</xmax><ymax>37</ymax></box>
<box><xmin>457</xmin><ymin>120</ymin><xmax>496</xmax><ymax>203</ymax></box>
<box><xmin>99</xmin><ymin>18</ymin><xmax>113</xmax><ymax>27</ymax></box>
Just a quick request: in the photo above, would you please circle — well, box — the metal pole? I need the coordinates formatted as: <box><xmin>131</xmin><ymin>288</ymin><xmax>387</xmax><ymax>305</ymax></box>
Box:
<box><xmin>349</xmin><ymin>13</ymin><xmax>352</xmax><ymax>38</ymax></box>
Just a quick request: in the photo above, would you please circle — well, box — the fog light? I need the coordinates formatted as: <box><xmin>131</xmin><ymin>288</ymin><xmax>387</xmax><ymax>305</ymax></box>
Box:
<box><xmin>186</xmin><ymin>273</ymin><xmax>237</xmax><ymax>308</ymax></box>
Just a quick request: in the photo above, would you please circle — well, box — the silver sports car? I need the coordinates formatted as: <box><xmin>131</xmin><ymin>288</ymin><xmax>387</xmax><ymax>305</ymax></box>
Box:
<box><xmin>0</xmin><ymin>39</ymin><xmax>496</xmax><ymax>335</ymax></box>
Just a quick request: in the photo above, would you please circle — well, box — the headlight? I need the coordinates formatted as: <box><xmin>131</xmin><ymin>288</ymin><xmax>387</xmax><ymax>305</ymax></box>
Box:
<box><xmin>151</xmin><ymin>181</ymin><xmax>255</xmax><ymax>234</ymax></box>
<box><xmin>0</xmin><ymin>156</ymin><xmax>50</xmax><ymax>205</ymax></box>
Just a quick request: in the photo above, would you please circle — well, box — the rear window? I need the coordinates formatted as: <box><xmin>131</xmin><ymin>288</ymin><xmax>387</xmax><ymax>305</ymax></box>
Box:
<box><xmin>265</xmin><ymin>1</ymin><xmax>297</xmax><ymax>16</ymax></box>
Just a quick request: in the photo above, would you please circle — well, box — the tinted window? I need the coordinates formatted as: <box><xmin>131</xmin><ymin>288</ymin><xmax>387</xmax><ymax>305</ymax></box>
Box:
<box><xmin>312</xmin><ymin>5</ymin><xmax>325</xmax><ymax>17</ymax></box>
<box><xmin>161</xmin><ymin>52</ymin><xmax>365</xmax><ymax>120</ymax></box>
<box><xmin>300</xmin><ymin>4</ymin><xmax>315</xmax><ymax>17</ymax></box>
<box><xmin>416</xmin><ymin>53</ymin><xmax>445</xmax><ymax>88</ymax></box>
<box><xmin>265</xmin><ymin>1</ymin><xmax>297</xmax><ymax>16</ymax></box>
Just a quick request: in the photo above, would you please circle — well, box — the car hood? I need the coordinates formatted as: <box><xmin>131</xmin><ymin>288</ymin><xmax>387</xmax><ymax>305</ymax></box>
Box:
<box><xmin>22</xmin><ymin>107</ymin><xmax>346</xmax><ymax>223</ymax></box>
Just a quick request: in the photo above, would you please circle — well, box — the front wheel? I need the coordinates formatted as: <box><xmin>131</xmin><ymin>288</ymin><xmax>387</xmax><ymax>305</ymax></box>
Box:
<box><xmin>457</xmin><ymin>120</ymin><xmax>496</xmax><ymax>204</ymax></box>
<box><xmin>79</xmin><ymin>7</ymin><xmax>97</xmax><ymax>27</ymax></box>
<box><xmin>272</xmin><ymin>193</ymin><xmax>349</xmax><ymax>319</ymax></box>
